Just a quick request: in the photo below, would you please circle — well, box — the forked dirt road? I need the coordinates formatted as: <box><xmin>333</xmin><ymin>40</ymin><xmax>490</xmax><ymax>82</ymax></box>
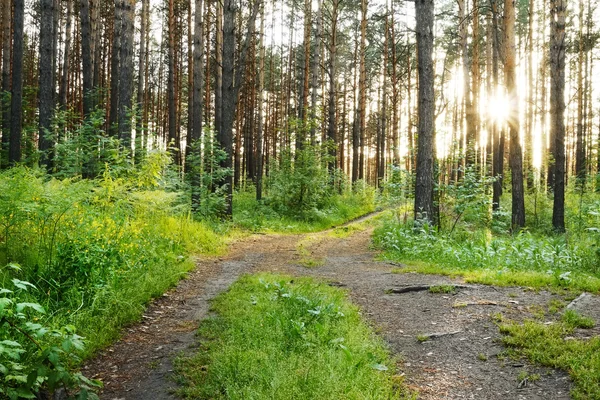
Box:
<box><xmin>86</xmin><ymin>215</ymin><xmax>595</xmax><ymax>399</ymax></box>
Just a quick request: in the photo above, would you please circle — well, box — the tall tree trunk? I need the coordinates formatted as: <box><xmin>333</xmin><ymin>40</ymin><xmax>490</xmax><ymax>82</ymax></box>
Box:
<box><xmin>256</xmin><ymin>2</ymin><xmax>265</xmax><ymax>201</ymax></box>
<box><xmin>0</xmin><ymin>0</ymin><xmax>10</xmax><ymax>166</ymax></box>
<box><xmin>525</xmin><ymin>0</ymin><xmax>534</xmax><ymax>189</ymax></box>
<box><xmin>327</xmin><ymin>0</ymin><xmax>339</xmax><ymax>172</ymax></box>
<box><xmin>490</xmin><ymin>0</ymin><xmax>503</xmax><ymax>210</ymax></box>
<box><xmin>220</xmin><ymin>0</ymin><xmax>260</xmax><ymax>217</ymax></box>
<box><xmin>80</xmin><ymin>0</ymin><xmax>94</xmax><ymax>117</ymax></box>
<box><xmin>309</xmin><ymin>0</ymin><xmax>322</xmax><ymax>144</ymax></box>
<box><xmin>414</xmin><ymin>0</ymin><xmax>435</xmax><ymax>223</ymax></box>
<box><xmin>575</xmin><ymin>0</ymin><xmax>586</xmax><ymax>185</ymax></box>
<box><xmin>136</xmin><ymin>0</ymin><xmax>148</xmax><ymax>158</ymax></box>
<box><xmin>458</xmin><ymin>0</ymin><xmax>475</xmax><ymax>168</ymax></box>
<box><xmin>109</xmin><ymin>2</ymin><xmax>121</xmax><ymax>136</ymax></box>
<box><xmin>550</xmin><ymin>0</ymin><xmax>566</xmax><ymax>231</ymax></box>
<box><xmin>297</xmin><ymin>0</ymin><xmax>311</xmax><ymax>130</ymax></box>
<box><xmin>357</xmin><ymin>0</ymin><xmax>367</xmax><ymax>180</ymax></box>
<box><xmin>504</xmin><ymin>0</ymin><xmax>525</xmax><ymax>229</ymax></box>
<box><xmin>59</xmin><ymin>0</ymin><xmax>72</xmax><ymax>110</ymax></box>
<box><xmin>471</xmin><ymin>0</ymin><xmax>480</xmax><ymax>168</ymax></box>
<box><xmin>167</xmin><ymin>0</ymin><xmax>179</xmax><ymax>163</ymax></box>
<box><xmin>214</xmin><ymin>0</ymin><xmax>223</xmax><ymax>136</ymax></box>
<box><xmin>189</xmin><ymin>0</ymin><xmax>204</xmax><ymax>211</ymax></box>
<box><xmin>118</xmin><ymin>0</ymin><xmax>135</xmax><ymax>150</ymax></box>
<box><xmin>9</xmin><ymin>0</ymin><xmax>24</xmax><ymax>164</ymax></box>
<box><xmin>39</xmin><ymin>0</ymin><xmax>56</xmax><ymax>170</ymax></box>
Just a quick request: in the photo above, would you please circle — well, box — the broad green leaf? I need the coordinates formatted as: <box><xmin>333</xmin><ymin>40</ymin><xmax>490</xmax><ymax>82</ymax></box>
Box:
<box><xmin>0</xmin><ymin>288</ymin><xmax>13</xmax><ymax>294</ymax></box>
<box><xmin>0</xmin><ymin>340</ymin><xmax>22</xmax><ymax>348</ymax></box>
<box><xmin>0</xmin><ymin>297</ymin><xmax>12</xmax><ymax>313</ymax></box>
<box><xmin>371</xmin><ymin>363</ymin><xmax>389</xmax><ymax>371</ymax></box>
<box><xmin>14</xmin><ymin>387</ymin><xmax>36</xmax><ymax>399</ymax></box>
<box><xmin>15</xmin><ymin>303</ymin><xmax>45</xmax><ymax>314</ymax></box>
<box><xmin>11</xmin><ymin>279</ymin><xmax>36</xmax><ymax>291</ymax></box>
<box><xmin>6</xmin><ymin>263</ymin><xmax>21</xmax><ymax>271</ymax></box>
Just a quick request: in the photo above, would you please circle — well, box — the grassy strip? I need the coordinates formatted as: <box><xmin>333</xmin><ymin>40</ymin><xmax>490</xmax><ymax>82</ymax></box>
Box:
<box><xmin>234</xmin><ymin>191</ymin><xmax>376</xmax><ymax>233</ymax></box>
<box><xmin>499</xmin><ymin>310</ymin><xmax>599</xmax><ymax>400</ymax></box>
<box><xmin>390</xmin><ymin>262</ymin><xmax>600</xmax><ymax>294</ymax></box>
<box><xmin>174</xmin><ymin>273</ymin><xmax>411</xmax><ymax>399</ymax></box>
<box><xmin>374</xmin><ymin>221</ymin><xmax>600</xmax><ymax>293</ymax></box>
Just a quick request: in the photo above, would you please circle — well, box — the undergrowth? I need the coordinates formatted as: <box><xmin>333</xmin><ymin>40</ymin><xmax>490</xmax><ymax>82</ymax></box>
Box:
<box><xmin>374</xmin><ymin>179</ymin><xmax>600</xmax><ymax>293</ymax></box>
<box><xmin>174</xmin><ymin>273</ymin><xmax>413</xmax><ymax>399</ymax></box>
<box><xmin>0</xmin><ymin>162</ymin><xmax>224</xmax><ymax>396</ymax></box>
<box><xmin>500</xmin><ymin>310</ymin><xmax>599</xmax><ymax>399</ymax></box>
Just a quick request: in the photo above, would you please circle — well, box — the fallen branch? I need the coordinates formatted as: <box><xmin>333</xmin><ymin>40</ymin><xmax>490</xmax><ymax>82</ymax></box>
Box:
<box><xmin>386</xmin><ymin>284</ymin><xmax>478</xmax><ymax>294</ymax></box>
<box><xmin>422</xmin><ymin>330</ymin><xmax>462</xmax><ymax>340</ymax></box>
<box><xmin>453</xmin><ymin>300</ymin><xmax>501</xmax><ymax>308</ymax></box>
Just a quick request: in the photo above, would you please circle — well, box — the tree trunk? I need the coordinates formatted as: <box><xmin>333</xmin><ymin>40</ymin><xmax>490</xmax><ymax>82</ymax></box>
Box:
<box><xmin>471</xmin><ymin>0</ymin><xmax>480</xmax><ymax>168</ymax></box>
<box><xmin>80</xmin><ymin>0</ymin><xmax>94</xmax><ymax>117</ymax></box>
<box><xmin>326</xmin><ymin>0</ymin><xmax>339</xmax><ymax>172</ymax></box>
<box><xmin>491</xmin><ymin>0</ymin><xmax>503</xmax><ymax>210</ymax></box>
<box><xmin>136</xmin><ymin>0</ymin><xmax>148</xmax><ymax>158</ymax></box>
<box><xmin>550</xmin><ymin>0</ymin><xmax>566</xmax><ymax>231</ymax></box>
<box><xmin>256</xmin><ymin>2</ymin><xmax>265</xmax><ymax>201</ymax></box>
<box><xmin>458</xmin><ymin>0</ymin><xmax>475</xmax><ymax>168</ymax></box>
<box><xmin>39</xmin><ymin>0</ymin><xmax>56</xmax><ymax>170</ymax></box>
<box><xmin>504</xmin><ymin>0</ymin><xmax>525</xmax><ymax>229</ymax></box>
<box><xmin>310</xmin><ymin>1</ymin><xmax>322</xmax><ymax>144</ymax></box>
<box><xmin>357</xmin><ymin>0</ymin><xmax>367</xmax><ymax>180</ymax></box>
<box><xmin>414</xmin><ymin>0</ymin><xmax>435</xmax><ymax>223</ymax></box>
<box><xmin>0</xmin><ymin>0</ymin><xmax>10</xmax><ymax>166</ymax></box>
<box><xmin>167</xmin><ymin>0</ymin><xmax>179</xmax><ymax>163</ymax></box>
<box><xmin>575</xmin><ymin>0</ymin><xmax>585</xmax><ymax>185</ymax></box>
<box><xmin>219</xmin><ymin>0</ymin><xmax>260</xmax><ymax>217</ymax></box>
<box><xmin>108</xmin><ymin>2</ymin><xmax>121</xmax><ymax>136</ymax></box>
<box><xmin>118</xmin><ymin>0</ymin><xmax>135</xmax><ymax>150</ymax></box>
<box><xmin>189</xmin><ymin>0</ymin><xmax>204</xmax><ymax>211</ymax></box>
<box><xmin>59</xmin><ymin>0</ymin><xmax>72</xmax><ymax>110</ymax></box>
<box><xmin>8</xmin><ymin>0</ymin><xmax>24</xmax><ymax>164</ymax></box>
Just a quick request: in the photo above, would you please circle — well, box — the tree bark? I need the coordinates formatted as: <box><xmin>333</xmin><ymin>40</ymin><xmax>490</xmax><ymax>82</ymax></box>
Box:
<box><xmin>39</xmin><ymin>0</ymin><xmax>56</xmax><ymax>170</ymax></box>
<box><xmin>490</xmin><ymin>0</ymin><xmax>503</xmax><ymax>210</ymax></box>
<box><xmin>327</xmin><ymin>0</ymin><xmax>339</xmax><ymax>173</ymax></box>
<box><xmin>414</xmin><ymin>0</ymin><xmax>435</xmax><ymax>223</ymax></box>
<box><xmin>108</xmin><ymin>1</ymin><xmax>121</xmax><ymax>137</ymax></box>
<box><xmin>0</xmin><ymin>0</ymin><xmax>10</xmax><ymax>166</ymax></box>
<box><xmin>357</xmin><ymin>0</ymin><xmax>367</xmax><ymax>180</ymax></box>
<box><xmin>118</xmin><ymin>0</ymin><xmax>135</xmax><ymax>150</ymax></box>
<box><xmin>550</xmin><ymin>0</ymin><xmax>566</xmax><ymax>231</ymax></box>
<box><xmin>256</xmin><ymin>2</ymin><xmax>265</xmax><ymax>200</ymax></box>
<box><xmin>80</xmin><ymin>0</ymin><xmax>94</xmax><ymax>117</ymax></box>
<box><xmin>8</xmin><ymin>0</ymin><xmax>24</xmax><ymax>164</ymax></box>
<box><xmin>219</xmin><ymin>0</ymin><xmax>261</xmax><ymax>217</ymax></box>
<box><xmin>59</xmin><ymin>0</ymin><xmax>72</xmax><ymax>110</ymax></box>
<box><xmin>504</xmin><ymin>0</ymin><xmax>525</xmax><ymax>229</ymax></box>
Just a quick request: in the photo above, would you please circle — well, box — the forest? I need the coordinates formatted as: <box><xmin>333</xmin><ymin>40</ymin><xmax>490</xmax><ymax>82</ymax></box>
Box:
<box><xmin>0</xmin><ymin>0</ymin><xmax>599</xmax><ymax>398</ymax></box>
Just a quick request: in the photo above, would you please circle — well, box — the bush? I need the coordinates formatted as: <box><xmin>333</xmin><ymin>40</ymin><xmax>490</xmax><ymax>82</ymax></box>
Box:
<box><xmin>266</xmin><ymin>146</ymin><xmax>334</xmax><ymax>219</ymax></box>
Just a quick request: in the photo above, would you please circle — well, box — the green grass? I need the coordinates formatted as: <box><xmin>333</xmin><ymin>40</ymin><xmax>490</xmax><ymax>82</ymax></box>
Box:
<box><xmin>233</xmin><ymin>190</ymin><xmax>376</xmax><ymax>233</ymax></box>
<box><xmin>428</xmin><ymin>285</ymin><xmax>456</xmax><ymax>294</ymax></box>
<box><xmin>174</xmin><ymin>273</ymin><xmax>412</xmax><ymax>399</ymax></box>
<box><xmin>375</xmin><ymin>221</ymin><xmax>600</xmax><ymax>293</ymax></box>
<box><xmin>500</xmin><ymin>311</ymin><xmax>599</xmax><ymax>400</ymax></box>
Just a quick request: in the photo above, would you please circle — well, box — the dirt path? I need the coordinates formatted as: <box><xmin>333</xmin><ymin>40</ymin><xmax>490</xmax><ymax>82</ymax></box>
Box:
<box><xmin>86</xmin><ymin>217</ymin><xmax>589</xmax><ymax>399</ymax></box>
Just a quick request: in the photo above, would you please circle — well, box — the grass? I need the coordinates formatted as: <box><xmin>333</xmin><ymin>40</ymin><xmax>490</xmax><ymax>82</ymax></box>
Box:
<box><xmin>174</xmin><ymin>273</ymin><xmax>412</xmax><ymax>399</ymax></box>
<box><xmin>233</xmin><ymin>190</ymin><xmax>376</xmax><ymax>233</ymax></box>
<box><xmin>375</xmin><ymin>221</ymin><xmax>600</xmax><ymax>293</ymax></box>
<box><xmin>499</xmin><ymin>310</ymin><xmax>599</xmax><ymax>400</ymax></box>
<box><xmin>428</xmin><ymin>285</ymin><xmax>456</xmax><ymax>294</ymax></box>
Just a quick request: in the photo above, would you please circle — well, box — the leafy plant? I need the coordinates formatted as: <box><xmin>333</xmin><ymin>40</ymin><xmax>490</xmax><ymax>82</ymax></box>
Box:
<box><xmin>0</xmin><ymin>276</ymin><xmax>100</xmax><ymax>399</ymax></box>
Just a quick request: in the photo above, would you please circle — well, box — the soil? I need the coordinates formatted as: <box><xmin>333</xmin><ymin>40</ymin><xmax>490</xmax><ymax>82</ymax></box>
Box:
<box><xmin>85</xmin><ymin>214</ymin><xmax>597</xmax><ymax>399</ymax></box>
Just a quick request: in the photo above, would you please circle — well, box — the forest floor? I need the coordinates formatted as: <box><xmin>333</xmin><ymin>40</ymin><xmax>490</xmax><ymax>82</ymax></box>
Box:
<box><xmin>85</xmin><ymin>214</ymin><xmax>599</xmax><ymax>399</ymax></box>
